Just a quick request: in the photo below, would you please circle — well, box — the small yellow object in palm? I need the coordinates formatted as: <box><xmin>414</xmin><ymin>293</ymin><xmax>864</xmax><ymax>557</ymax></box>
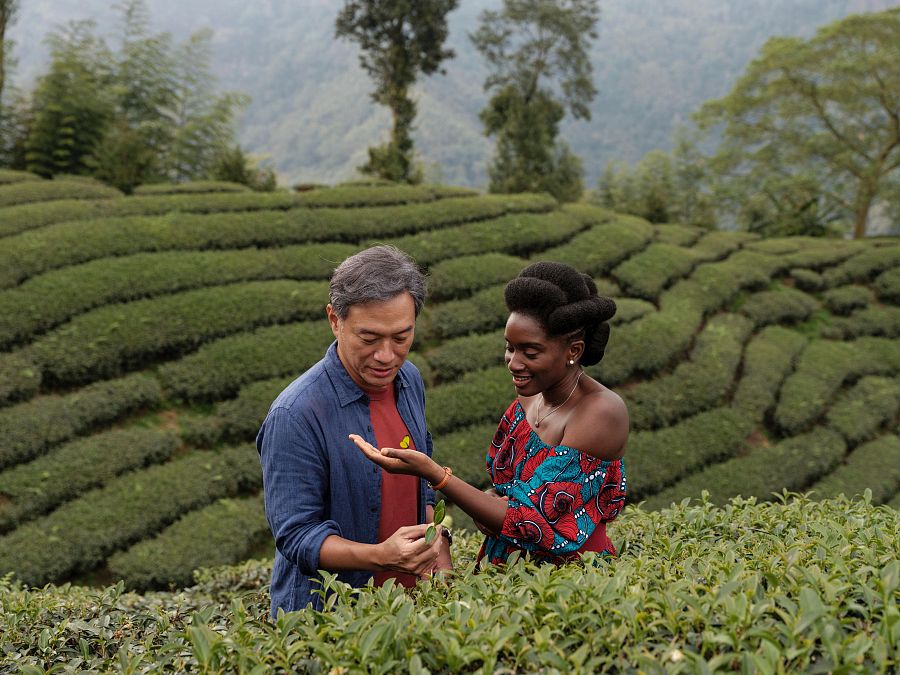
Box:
<box><xmin>399</xmin><ymin>435</ymin><xmax>411</xmax><ymax>449</ymax></box>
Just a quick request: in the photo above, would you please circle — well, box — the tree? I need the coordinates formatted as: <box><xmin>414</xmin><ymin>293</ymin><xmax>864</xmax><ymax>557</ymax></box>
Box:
<box><xmin>696</xmin><ymin>8</ymin><xmax>900</xmax><ymax>239</ymax></box>
<box><xmin>0</xmin><ymin>0</ymin><xmax>18</xmax><ymax>102</ymax></box>
<box><xmin>471</xmin><ymin>0</ymin><xmax>599</xmax><ymax>202</ymax></box>
<box><xmin>335</xmin><ymin>0</ymin><xmax>459</xmax><ymax>184</ymax></box>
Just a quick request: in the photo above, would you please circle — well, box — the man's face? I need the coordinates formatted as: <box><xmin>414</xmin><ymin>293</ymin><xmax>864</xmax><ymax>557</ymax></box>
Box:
<box><xmin>327</xmin><ymin>292</ymin><xmax>416</xmax><ymax>391</ymax></box>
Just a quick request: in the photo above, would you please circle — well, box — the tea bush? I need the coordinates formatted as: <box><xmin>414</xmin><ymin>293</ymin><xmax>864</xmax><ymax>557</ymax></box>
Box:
<box><xmin>874</xmin><ymin>267</ymin><xmax>900</xmax><ymax>302</ymax></box>
<box><xmin>809</xmin><ymin>435</ymin><xmax>900</xmax><ymax>504</ymax></box>
<box><xmin>426</xmin><ymin>366</ymin><xmax>512</xmax><ymax>434</ymax></box>
<box><xmin>431</xmin><ymin>422</ymin><xmax>497</xmax><ymax>488</ymax></box>
<box><xmin>426</xmin><ymin>329</ymin><xmax>505</xmax><ymax>382</ymax></box>
<box><xmin>782</xmin><ymin>240</ymin><xmax>863</xmax><ymax>271</ymax></box>
<box><xmin>0</xmin><ymin>428</ymin><xmax>179</xmax><ymax>531</ymax></box>
<box><xmin>108</xmin><ymin>495</ymin><xmax>268</xmax><ymax>590</ymax></box>
<box><xmin>133</xmin><ymin>181</ymin><xmax>251</xmax><ymax>195</ymax></box>
<box><xmin>825</xmin><ymin>376</ymin><xmax>900</xmax><ymax>445</ymax></box>
<box><xmin>731</xmin><ymin>326</ymin><xmax>807</xmax><ymax>419</ymax></box>
<box><xmin>611</xmin><ymin>243</ymin><xmax>703</xmax><ymax>300</ymax></box>
<box><xmin>822</xmin><ymin>305</ymin><xmax>900</xmax><ymax>339</ymax></box>
<box><xmin>0</xmin><ymin>445</ymin><xmax>261</xmax><ymax>586</ymax></box>
<box><xmin>822</xmin><ymin>285</ymin><xmax>873</xmax><ymax>315</ymax></box>
<box><xmin>421</xmin><ymin>285</ymin><xmax>507</xmax><ymax>341</ymax></box>
<box><xmin>790</xmin><ymin>267</ymin><xmax>825</xmax><ymax>291</ymax></box>
<box><xmin>0</xmin><ymin>179</ymin><xmax>121</xmax><ymax>207</ymax></box>
<box><xmin>0</xmin><ymin>374</ymin><xmax>160</xmax><ymax>469</ymax></box>
<box><xmin>0</xmin><ymin>351</ymin><xmax>41</xmax><ymax>405</ymax></box>
<box><xmin>428</xmin><ymin>253</ymin><xmax>525</xmax><ymax>301</ymax></box>
<box><xmin>0</xmin><ymin>169</ymin><xmax>41</xmax><ymax>184</ymax></box>
<box><xmin>534</xmin><ymin>213</ymin><xmax>653</xmax><ymax>274</ymax></box>
<box><xmin>739</xmin><ymin>287</ymin><xmax>819</xmax><ymax>327</ymax></box>
<box><xmin>652</xmin><ymin>223</ymin><xmax>703</xmax><ymax>246</ymax></box>
<box><xmin>3</xmin><ymin>496</ymin><xmax>896</xmax><ymax>672</ymax></box>
<box><xmin>822</xmin><ymin>245</ymin><xmax>900</xmax><ymax>286</ymax></box>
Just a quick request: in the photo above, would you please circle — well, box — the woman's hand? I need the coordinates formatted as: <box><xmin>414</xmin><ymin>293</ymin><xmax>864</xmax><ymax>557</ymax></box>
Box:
<box><xmin>349</xmin><ymin>434</ymin><xmax>442</xmax><ymax>482</ymax></box>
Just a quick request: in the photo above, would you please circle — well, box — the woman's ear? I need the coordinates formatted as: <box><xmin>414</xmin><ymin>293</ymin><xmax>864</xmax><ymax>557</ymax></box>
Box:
<box><xmin>568</xmin><ymin>338</ymin><xmax>585</xmax><ymax>365</ymax></box>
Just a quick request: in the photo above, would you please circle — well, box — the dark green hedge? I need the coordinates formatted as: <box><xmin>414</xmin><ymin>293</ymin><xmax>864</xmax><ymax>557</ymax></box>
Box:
<box><xmin>21</xmin><ymin>280</ymin><xmax>328</xmax><ymax>387</ymax></box>
<box><xmin>825</xmin><ymin>376</ymin><xmax>900</xmax><ymax>446</ymax></box>
<box><xmin>690</xmin><ymin>230</ymin><xmax>755</xmax><ymax>258</ymax></box>
<box><xmin>0</xmin><ymin>169</ymin><xmax>41</xmax><ymax>185</ymax></box>
<box><xmin>533</xmin><ymin>212</ymin><xmax>653</xmax><ymax>275</ymax></box>
<box><xmin>646</xmin><ymin>428</ymin><xmax>846</xmax><ymax>509</ymax></box>
<box><xmin>782</xmin><ymin>240</ymin><xmax>863</xmax><ymax>272</ymax></box>
<box><xmin>0</xmin><ymin>445</ymin><xmax>261</xmax><ymax>586</ymax></box>
<box><xmin>821</xmin><ymin>285</ymin><xmax>872</xmax><ymax>315</ymax></box>
<box><xmin>774</xmin><ymin>337</ymin><xmax>900</xmax><ymax>435</ymax></box>
<box><xmin>0</xmin><ymin>351</ymin><xmax>41</xmax><ymax>406</ymax></box>
<box><xmin>821</xmin><ymin>245</ymin><xmax>900</xmax><ymax>287</ymax></box>
<box><xmin>426</xmin><ymin>366</ymin><xmax>512</xmax><ymax>434</ymax></box>
<box><xmin>133</xmin><ymin>181</ymin><xmax>251</xmax><ymax>195</ymax></box>
<box><xmin>0</xmin><ymin>194</ymin><xmax>553</xmax><ymax>287</ymax></box>
<box><xmin>107</xmin><ymin>494</ymin><xmax>268</xmax><ymax>590</ymax></box>
<box><xmin>652</xmin><ymin>223</ymin><xmax>703</xmax><ymax>247</ymax></box>
<box><xmin>0</xmin><ymin>179</ymin><xmax>121</xmax><ymax>208</ymax></box>
<box><xmin>425</xmin><ymin>329</ymin><xmax>505</xmax><ymax>383</ymax></box>
<box><xmin>874</xmin><ymin>267</ymin><xmax>900</xmax><ymax>303</ymax></box>
<box><xmin>627</xmin><ymin>407</ymin><xmax>754</xmax><ymax>501</ymax></box>
<box><xmin>0</xmin><ymin>244</ymin><xmax>356</xmax><ymax>348</ymax></box>
<box><xmin>158</xmin><ymin>320</ymin><xmax>333</xmax><ymax>402</ymax></box>
<box><xmin>745</xmin><ymin>238</ymin><xmax>804</xmax><ymax>255</ymax></box>
<box><xmin>432</xmin><ymin>422</ymin><xmax>496</xmax><ymax>489</ymax></box>
<box><xmin>822</xmin><ymin>306</ymin><xmax>900</xmax><ymax>340</ymax></box>
<box><xmin>0</xmin><ymin>374</ymin><xmax>161</xmax><ymax>470</ymax></box>
<box><xmin>610</xmin><ymin>298</ymin><xmax>655</xmax><ymax>325</ymax></box>
<box><xmin>624</xmin><ymin>314</ymin><xmax>753</xmax><ymax>431</ymax></box>
<box><xmin>0</xmin><ymin>428</ymin><xmax>178</xmax><ymax>532</ymax></box>
<box><xmin>809</xmin><ymin>435</ymin><xmax>900</xmax><ymax>504</ymax></box>
<box><xmin>731</xmin><ymin>326</ymin><xmax>807</xmax><ymax>420</ymax></box>
<box><xmin>427</xmin><ymin>253</ymin><xmax>525</xmax><ymax>301</ymax></box>
<box><xmin>611</xmin><ymin>243</ymin><xmax>702</xmax><ymax>300</ymax></box>
<box><xmin>790</xmin><ymin>268</ymin><xmax>824</xmax><ymax>292</ymax></box>
<box><xmin>739</xmin><ymin>287</ymin><xmax>819</xmax><ymax>327</ymax></box>
<box><xmin>421</xmin><ymin>285</ymin><xmax>507</xmax><ymax>342</ymax></box>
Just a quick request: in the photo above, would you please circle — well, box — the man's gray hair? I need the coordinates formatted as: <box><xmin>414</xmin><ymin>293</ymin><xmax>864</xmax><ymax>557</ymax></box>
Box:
<box><xmin>329</xmin><ymin>245</ymin><xmax>427</xmax><ymax>319</ymax></box>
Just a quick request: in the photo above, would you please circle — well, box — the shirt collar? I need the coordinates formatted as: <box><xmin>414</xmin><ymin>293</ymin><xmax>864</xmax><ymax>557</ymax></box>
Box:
<box><xmin>324</xmin><ymin>341</ymin><xmax>409</xmax><ymax>408</ymax></box>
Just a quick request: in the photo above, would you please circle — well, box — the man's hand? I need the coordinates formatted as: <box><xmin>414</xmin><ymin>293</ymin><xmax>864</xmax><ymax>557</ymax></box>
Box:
<box><xmin>378</xmin><ymin>523</ymin><xmax>444</xmax><ymax>576</ymax></box>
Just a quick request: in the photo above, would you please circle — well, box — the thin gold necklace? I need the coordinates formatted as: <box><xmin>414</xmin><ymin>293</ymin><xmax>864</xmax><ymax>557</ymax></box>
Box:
<box><xmin>535</xmin><ymin>370</ymin><xmax>583</xmax><ymax>428</ymax></box>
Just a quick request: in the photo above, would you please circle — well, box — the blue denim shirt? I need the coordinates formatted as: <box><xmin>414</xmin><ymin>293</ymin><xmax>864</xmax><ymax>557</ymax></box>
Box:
<box><xmin>256</xmin><ymin>341</ymin><xmax>435</xmax><ymax>616</ymax></box>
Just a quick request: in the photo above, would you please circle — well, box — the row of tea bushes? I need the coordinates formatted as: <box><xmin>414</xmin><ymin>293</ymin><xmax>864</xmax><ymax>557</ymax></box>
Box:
<box><xmin>0</xmin><ymin>194</ymin><xmax>551</xmax><ymax>288</ymax></box>
<box><xmin>0</xmin><ymin>428</ymin><xmax>179</xmax><ymax>531</ymax></box>
<box><xmin>427</xmin><ymin>253</ymin><xmax>526</xmax><ymax>301</ymax></box>
<box><xmin>738</xmin><ymin>287</ymin><xmax>819</xmax><ymax>327</ymax></box>
<box><xmin>0</xmin><ymin>244</ymin><xmax>354</xmax><ymax>348</ymax></box>
<box><xmin>774</xmin><ymin>337</ymin><xmax>900</xmax><ymax>434</ymax></box>
<box><xmin>4</xmin><ymin>496</ymin><xmax>896</xmax><ymax>672</ymax></box>
<box><xmin>0</xmin><ymin>178</ymin><xmax>121</xmax><ymax>208</ymax></box>
<box><xmin>421</xmin><ymin>285</ymin><xmax>506</xmax><ymax>341</ymax></box>
<box><xmin>0</xmin><ymin>374</ymin><xmax>161</xmax><ymax>469</ymax></box>
<box><xmin>8</xmin><ymin>281</ymin><xmax>328</xmax><ymax>392</ymax></box>
<box><xmin>875</xmin><ymin>267</ymin><xmax>900</xmax><ymax>302</ymax></box>
<box><xmin>822</xmin><ymin>305</ymin><xmax>900</xmax><ymax>339</ymax></box>
<box><xmin>108</xmin><ymin>495</ymin><xmax>268</xmax><ymax>591</ymax></box>
<box><xmin>645</xmin><ymin>428</ymin><xmax>847</xmax><ymax>509</ymax></box>
<box><xmin>825</xmin><ymin>376</ymin><xmax>900</xmax><ymax>445</ymax></box>
<box><xmin>0</xmin><ymin>169</ymin><xmax>40</xmax><ymax>184</ymax></box>
<box><xmin>652</xmin><ymin>222</ymin><xmax>704</xmax><ymax>246</ymax></box>
<box><xmin>809</xmin><ymin>435</ymin><xmax>900</xmax><ymax>504</ymax></box>
<box><xmin>821</xmin><ymin>245</ymin><xmax>900</xmax><ymax>287</ymax></box>
<box><xmin>822</xmin><ymin>285</ymin><xmax>873</xmax><ymax>315</ymax></box>
<box><xmin>731</xmin><ymin>326</ymin><xmax>808</xmax><ymax>419</ymax></box>
<box><xmin>133</xmin><ymin>181</ymin><xmax>250</xmax><ymax>195</ymax></box>
<box><xmin>624</xmin><ymin>313</ymin><xmax>753</xmax><ymax>431</ymax></box>
<box><xmin>426</xmin><ymin>366</ymin><xmax>512</xmax><ymax>435</ymax></box>
<box><xmin>0</xmin><ymin>445</ymin><xmax>261</xmax><ymax>586</ymax></box>
<box><xmin>610</xmin><ymin>242</ymin><xmax>705</xmax><ymax>300</ymax></box>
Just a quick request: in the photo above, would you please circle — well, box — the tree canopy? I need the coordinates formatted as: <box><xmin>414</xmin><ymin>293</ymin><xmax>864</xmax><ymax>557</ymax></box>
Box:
<box><xmin>335</xmin><ymin>0</ymin><xmax>459</xmax><ymax>183</ymax></box>
<box><xmin>696</xmin><ymin>8</ymin><xmax>900</xmax><ymax>238</ymax></box>
<box><xmin>471</xmin><ymin>0</ymin><xmax>599</xmax><ymax>202</ymax></box>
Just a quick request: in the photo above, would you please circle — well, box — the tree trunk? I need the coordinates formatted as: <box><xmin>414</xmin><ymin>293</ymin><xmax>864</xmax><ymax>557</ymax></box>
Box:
<box><xmin>853</xmin><ymin>179</ymin><xmax>875</xmax><ymax>239</ymax></box>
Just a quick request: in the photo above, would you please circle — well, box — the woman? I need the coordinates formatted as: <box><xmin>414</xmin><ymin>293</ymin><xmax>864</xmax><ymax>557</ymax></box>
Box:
<box><xmin>351</xmin><ymin>262</ymin><xmax>628</xmax><ymax>565</ymax></box>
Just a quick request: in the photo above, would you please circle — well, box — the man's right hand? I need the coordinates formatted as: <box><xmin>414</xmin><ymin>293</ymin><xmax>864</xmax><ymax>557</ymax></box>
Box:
<box><xmin>377</xmin><ymin>523</ymin><xmax>443</xmax><ymax>576</ymax></box>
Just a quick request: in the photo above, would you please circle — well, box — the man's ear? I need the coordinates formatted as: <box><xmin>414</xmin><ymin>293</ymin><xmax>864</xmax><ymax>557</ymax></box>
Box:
<box><xmin>326</xmin><ymin>304</ymin><xmax>341</xmax><ymax>340</ymax></box>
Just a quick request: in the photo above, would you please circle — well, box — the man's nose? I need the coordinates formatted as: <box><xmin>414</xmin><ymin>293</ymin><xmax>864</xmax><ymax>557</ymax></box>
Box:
<box><xmin>373</xmin><ymin>341</ymin><xmax>394</xmax><ymax>363</ymax></box>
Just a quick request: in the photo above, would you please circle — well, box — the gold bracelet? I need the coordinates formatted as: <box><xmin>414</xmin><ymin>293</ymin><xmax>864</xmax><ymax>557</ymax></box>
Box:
<box><xmin>429</xmin><ymin>466</ymin><xmax>453</xmax><ymax>491</ymax></box>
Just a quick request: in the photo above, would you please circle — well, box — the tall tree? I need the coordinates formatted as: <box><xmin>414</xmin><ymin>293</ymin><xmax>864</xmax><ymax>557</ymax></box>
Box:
<box><xmin>471</xmin><ymin>0</ymin><xmax>599</xmax><ymax>202</ymax></box>
<box><xmin>696</xmin><ymin>8</ymin><xmax>900</xmax><ymax>239</ymax></box>
<box><xmin>0</xmin><ymin>0</ymin><xmax>17</xmax><ymax>101</ymax></box>
<box><xmin>335</xmin><ymin>0</ymin><xmax>459</xmax><ymax>183</ymax></box>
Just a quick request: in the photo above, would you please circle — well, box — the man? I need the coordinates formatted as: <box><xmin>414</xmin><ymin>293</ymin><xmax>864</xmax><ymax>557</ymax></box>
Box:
<box><xmin>257</xmin><ymin>245</ymin><xmax>451</xmax><ymax>616</ymax></box>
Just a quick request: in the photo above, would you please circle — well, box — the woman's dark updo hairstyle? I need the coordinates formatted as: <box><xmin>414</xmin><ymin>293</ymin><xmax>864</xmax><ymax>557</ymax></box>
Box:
<box><xmin>504</xmin><ymin>261</ymin><xmax>617</xmax><ymax>366</ymax></box>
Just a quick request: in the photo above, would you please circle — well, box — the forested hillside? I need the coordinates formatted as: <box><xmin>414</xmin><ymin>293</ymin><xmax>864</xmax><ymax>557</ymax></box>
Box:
<box><xmin>8</xmin><ymin>0</ymin><xmax>895</xmax><ymax>187</ymax></box>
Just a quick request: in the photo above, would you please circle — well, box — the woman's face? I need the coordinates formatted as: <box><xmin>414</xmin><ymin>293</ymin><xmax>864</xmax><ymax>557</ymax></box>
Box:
<box><xmin>504</xmin><ymin>312</ymin><xmax>572</xmax><ymax>396</ymax></box>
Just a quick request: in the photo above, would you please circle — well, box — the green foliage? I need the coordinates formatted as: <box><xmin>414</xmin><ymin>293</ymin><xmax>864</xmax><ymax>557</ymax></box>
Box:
<box><xmin>0</xmin><ymin>373</ymin><xmax>160</xmax><ymax>469</ymax></box>
<box><xmin>609</xmin><ymin>298</ymin><xmax>655</xmax><ymax>325</ymax></box>
<box><xmin>0</xmin><ymin>350</ymin><xmax>39</xmax><ymax>405</ymax></box>
<box><xmin>108</xmin><ymin>495</ymin><xmax>268</xmax><ymax>590</ymax></box>
<box><xmin>696</xmin><ymin>8</ymin><xmax>900</xmax><ymax>238</ymax></box>
<box><xmin>133</xmin><ymin>181</ymin><xmax>250</xmax><ymax>195</ymax></box>
<box><xmin>210</xmin><ymin>146</ymin><xmax>277</xmax><ymax>192</ymax></box>
<box><xmin>431</xmin><ymin>422</ymin><xmax>495</xmax><ymax>489</ymax></box>
<box><xmin>421</xmin><ymin>285</ymin><xmax>506</xmax><ymax>341</ymax></box>
<box><xmin>739</xmin><ymin>287</ymin><xmax>819</xmax><ymax>327</ymax></box>
<box><xmin>625</xmin><ymin>314</ymin><xmax>753</xmax><ymax>431</ymax></box>
<box><xmin>426</xmin><ymin>329</ymin><xmax>504</xmax><ymax>383</ymax></box>
<box><xmin>0</xmin><ymin>428</ymin><xmax>178</xmax><ymax>531</ymax></box>
<box><xmin>0</xmin><ymin>445</ymin><xmax>261</xmax><ymax>586</ymax></box>
<box><xmin>647</xmin><ymin>428</ymin><xmax>846</xmax><ymax>508</ymax></box>
<box><xmin>428</xmin><ymin>253</ymin><xmax>525</xmax><ymax>301</ymax></box>
<box><xmin>0</xmin><ymin>168</ymin><xmax>38</xmax><ymax>184</ymax></box>
<box><xmin>822</xmin><ymin>285</ymin><xmax>873</xmax><ymax>315</ymax></box>
<box><xmin>336</xmin><ymin>1</ymin><xmax>458</xmax><ymax>183</ymax></box>
<box><xmin>426</xmin><ymin>366</ymin><xmax>512</xmax><ymax>434</ymax></box>
<box><xmin>611</xmin><ymin>243</ymin><xmax>703</xmax><ymax>300</ymax></box>
<box><xmin>775</xmin><ymin>338</ymin><xmax>900</xmax><ymax>435</ymax></box>
<box><xmin>731</xmin><ymin>326</ymin><xmax>807</xmax><ymax>420</ymax></box>
<box><xmin>810</xmin><ymin>435</ymin><xmax>900</xmax><ymax>504</ymax></box>
<box><xmin>472</xmin><ymin>0</ymin><xmax>599</xmax><ymax>201</ymax></box>
<box><xmin>652</xmin><ymin>223</ymin><xmax>703</xmax><ymax>247</ymax></box>
<box><xmin>0</xmin><ymin>177</ymin><xmax>120</xmax><ymax>208</ymax></box>
<box><xmin>0</xmin><ymin>244</ymin><xmax>356</xmax><ymax>348</ymax></box>
<box><xmin>790</xmin><ymin>268</ymin><xmax>824</xmax><ymax>292</ymax></box>
<box><xmin>823</xmin><ymin>306</ymin><xmax>900</xmax><ymax>340</ymax></box>
<box><xmin>20</xmin><ymin>280</ymin><xmax>328</xmax><ymax>387</ymax></box>
<box><xmin>875</xmin><ymin>267</ymin><xmax>900</xmax><ymax>303</ymax></box>
<box><xmin>158</xmin><ymin>322</ymin><xmax>332</xmax><ymax>402</ymax></box>
<box><xmin>4</xmin><ymin>497</ymin><xmax>898</xmax><ymax>671</ymax></box>
<box><xmin>820</xmin><ymin>245</ymin><xmax>900</xmax><ymax>286</ymax></box>
<box><xmin>826</xmin><ymin>376</ymin><xmax>900</xmax><ymax>446</ymax></box>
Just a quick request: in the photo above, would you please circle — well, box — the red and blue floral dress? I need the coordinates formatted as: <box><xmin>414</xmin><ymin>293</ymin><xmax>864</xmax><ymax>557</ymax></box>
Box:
<box><xmin>477</xmin><ymin>399</ymin><xmax>627</xmax><ymax>565</ymax></box>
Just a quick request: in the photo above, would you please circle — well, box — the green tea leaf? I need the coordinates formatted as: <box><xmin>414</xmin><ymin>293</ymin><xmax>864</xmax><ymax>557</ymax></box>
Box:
<box><xmin>424</xmin><ymin>524</ymin><xmax>436</xmax><ymax>545</ymax></box>
<box><xmin>434</xmin><ymin>499</ymin><xmax>446</xmax><ymax>525</ymax></box>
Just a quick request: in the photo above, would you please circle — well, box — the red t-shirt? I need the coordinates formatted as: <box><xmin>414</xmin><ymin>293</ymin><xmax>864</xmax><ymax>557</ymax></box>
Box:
<box><xmin>363</xmin><ymin>383</ymin><xmax>420</xmax><ymax>588</ymax></box>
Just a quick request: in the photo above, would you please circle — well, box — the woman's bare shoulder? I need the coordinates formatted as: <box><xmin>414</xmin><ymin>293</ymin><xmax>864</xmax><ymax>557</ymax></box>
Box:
<box><xmin>562</xmin><ymin>386</ymin><xmax>629</xmax><ymax>461</ymax></box>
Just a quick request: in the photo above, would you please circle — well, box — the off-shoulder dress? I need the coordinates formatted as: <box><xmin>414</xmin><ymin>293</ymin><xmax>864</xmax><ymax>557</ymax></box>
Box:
<box><xmin>478</xmin><ymin>399</ymin><xmax>627</xmax><ymax>565</ymax></box>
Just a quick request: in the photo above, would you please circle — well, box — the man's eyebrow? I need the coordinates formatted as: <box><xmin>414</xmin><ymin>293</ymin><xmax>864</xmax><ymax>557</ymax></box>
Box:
<box><xmin>358</xmin><ymin>325</ymin><xmax>414</xmax><ymax>336</ymax></box>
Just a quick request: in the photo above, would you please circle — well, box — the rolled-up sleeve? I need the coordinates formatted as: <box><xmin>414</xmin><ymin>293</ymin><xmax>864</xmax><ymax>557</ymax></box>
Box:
<box><xmin>258</xmin><ymin>406</ymin><xmax>341</xmax><ymax>575</ymax></box>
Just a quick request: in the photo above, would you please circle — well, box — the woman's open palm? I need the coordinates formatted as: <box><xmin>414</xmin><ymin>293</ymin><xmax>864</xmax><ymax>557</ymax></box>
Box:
<box><xmin>349</xmin><ymin>434</ymin><xmax>427</xmax><ymax>476</ymax></box>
